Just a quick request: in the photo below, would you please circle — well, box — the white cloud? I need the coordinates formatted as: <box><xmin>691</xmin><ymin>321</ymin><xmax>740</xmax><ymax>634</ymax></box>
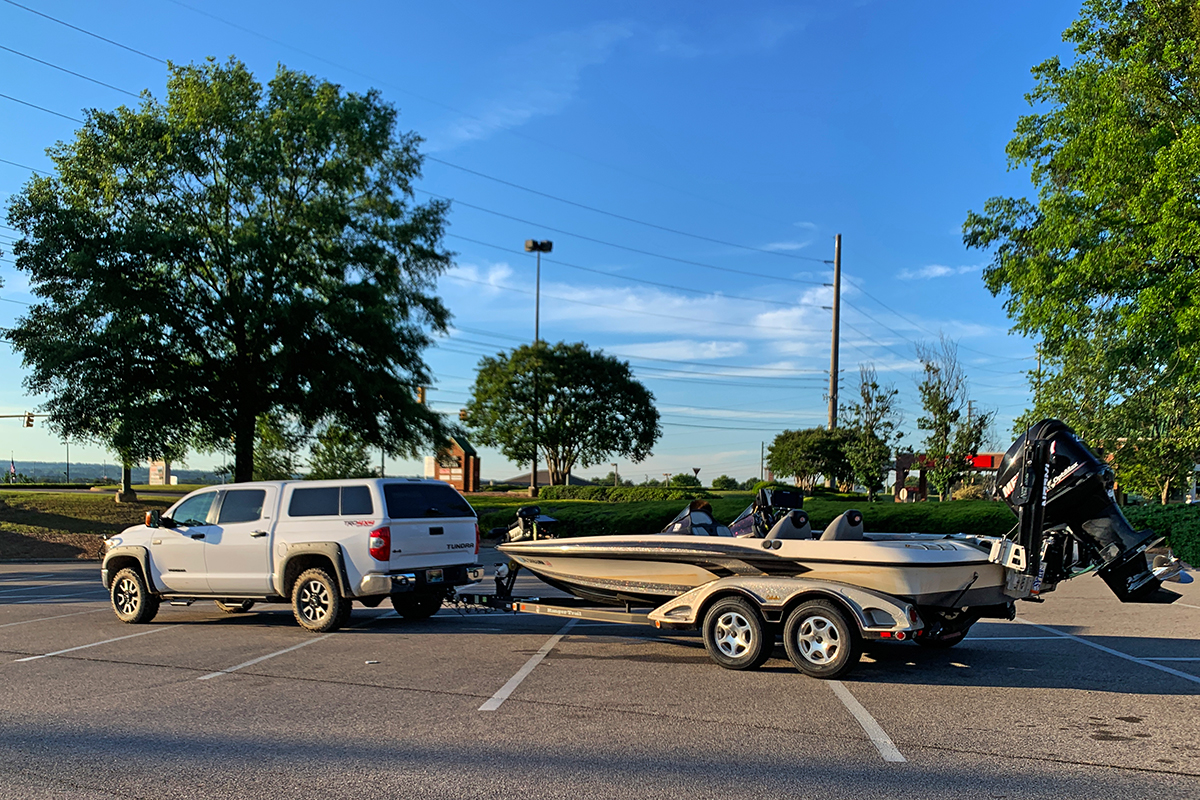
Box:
<box><xmin>761</xmin><ymin>241</ymin><xmax>811</xmax><ymax>252</ymax></box>
<box><xmin>897</xmin><ymin>264</ymin><xmax>978</xmax><ymax>280</ymax></box>
<box><xmin>610</xmin><ymin>339</ymin><xmax>747</xmax><ymax>360</ymax></box>
<box><xmin>445</xmin><ymin>261</ymin><xmax>514</xmax><ymax>293</ymax></box>
<box><xmin>430</xmin><ymin>23</ymin><xmax>632</xmax><ymax>150</ymax></box>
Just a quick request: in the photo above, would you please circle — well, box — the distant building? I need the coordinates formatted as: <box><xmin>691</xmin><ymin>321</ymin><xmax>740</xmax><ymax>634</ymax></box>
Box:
<box><xmin>501</xmin><ymin>470</ymin><xmax>592</xmax><ymax>487</ymax></box>
<box><xmin>149</xmin><ymin>461</ymin><xmax>172</xmax><ymax>486</ymax></box>
<box><xmin>425</xmin><ymin>436</ymin><xmax>480</xmax><ymax>493</ymax></box>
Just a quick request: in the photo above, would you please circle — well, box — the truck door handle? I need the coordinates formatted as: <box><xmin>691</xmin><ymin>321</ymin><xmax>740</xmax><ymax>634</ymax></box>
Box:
<box><xmin>190</xmin><ymin>533</ymin><xmax>205</xmax><ymax>540</ymax></box>
<box><xmin>250</xmin><ymin>530</ymin><xmax>268</xmax><ymax>538</ymax></box>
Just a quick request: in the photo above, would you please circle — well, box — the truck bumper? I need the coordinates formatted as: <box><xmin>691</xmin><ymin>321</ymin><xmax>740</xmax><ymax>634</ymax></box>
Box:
<box><xmin>359</xmin><ymin>566</ymin><xmax>484</xmax><ymax>597</ymax></box>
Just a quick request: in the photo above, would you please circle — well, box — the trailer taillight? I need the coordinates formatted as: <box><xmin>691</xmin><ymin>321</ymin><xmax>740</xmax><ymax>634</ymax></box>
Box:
<box><xmin>368</xmin><ymin>526</ymin><xmax>391</xmax><ymax>561</ymax></box>
<box><xmin>474</xmin><ymin>523</ymin><xmax>480</xmax><ymax>555</ymax></box>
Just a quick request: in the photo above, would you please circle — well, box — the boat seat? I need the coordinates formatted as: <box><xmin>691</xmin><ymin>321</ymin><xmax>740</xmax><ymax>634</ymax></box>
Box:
<box><xmin>765</xmin><ymin>509</ymin><xmax>812</xmax><ymax>540</ymax></box>
<box><xmin>819</xmin><ymin>510</ymin><xmax>864</xmax><ymax>541</ymax></box>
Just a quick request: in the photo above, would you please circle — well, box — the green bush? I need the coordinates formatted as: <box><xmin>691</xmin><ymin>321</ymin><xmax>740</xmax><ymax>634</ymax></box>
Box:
<box><xmin>752</xmin><ymin>481</ymin><xmax>793</xmax><ymax>492</ymax></box>
<box><xmin>1125</xmin><ymin>504</ymin><xmax>1200</xmax><ymax>566</ymax></box>
<box><xmin>711</xmin><ymin>475</ymin><xmax>739</xmax><ymax>490</ymax></box>
<box><xmin>537</xmin><ymin>485</ymin><xmax>713</xmax><ymax>502</ymax></box>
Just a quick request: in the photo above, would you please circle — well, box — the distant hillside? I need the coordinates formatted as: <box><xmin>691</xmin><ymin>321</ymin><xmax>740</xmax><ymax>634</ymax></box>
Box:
<box><xmin>9</xmin><ymin>461</ymin><xmax>221</xmax><ymax>485</ymax></box>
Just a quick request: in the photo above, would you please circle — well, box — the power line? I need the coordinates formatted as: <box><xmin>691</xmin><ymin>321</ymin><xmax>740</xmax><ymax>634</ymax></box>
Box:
<box><xmin>448</xmin><ymin>326</ymin><xmax>826</xmax><ymax>375</ymax></box>
<box><xmin>446</xmin><ymin>233</ymin><xmax>826</xmax><ymax>311</ymax></box>
<box><xmin>441</xmin><ymin>273</ymin><xmax>827</xmax><ymax>336</ymax></box>
<box><xmin>424</xmin><ymin>189</ymin><xmax>827</xmax><ymax>287</ymax></box>
<box><xmin>2</xmin><ymin>0</ymin><xmax>167</xmax><ymax>64</ymax></box>
<box><xmin>0</xmin><ymin>158</ymin><xmax>49</xmax><ymax>176</ymax></box>
<box><xmin>0</xmin><ymin>92</ymin><xmax>83</xmax><ymax>123</ymax></box>
<box><xmin>0</xmin><ymin>44</ymin><xmax>141</xmax><ymax>98</ymax></box>
<box><xmin>428</xmin><ymin>157</ymin><xmax>831</xmax><ymax>264</ymax></box>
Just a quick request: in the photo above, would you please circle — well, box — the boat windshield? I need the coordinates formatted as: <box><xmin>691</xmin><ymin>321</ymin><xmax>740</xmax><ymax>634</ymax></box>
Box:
<box><xmin>659</xmin><ymin>502</ymin><xmax>733</xmax><ymax>536</ymax></box>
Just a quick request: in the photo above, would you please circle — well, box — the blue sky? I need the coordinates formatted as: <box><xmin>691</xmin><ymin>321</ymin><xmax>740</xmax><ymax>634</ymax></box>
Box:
<box><xmin>0</xmin><ymin>1</ymin><xmax>1081</xmax><ymax>482</ymax></box>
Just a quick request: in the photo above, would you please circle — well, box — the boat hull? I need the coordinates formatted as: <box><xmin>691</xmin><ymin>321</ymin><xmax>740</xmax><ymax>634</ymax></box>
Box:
<box><xmin>499</xmin><ymin>535</ymin><xmax>1009</xmax><ymax>609</ymax></box>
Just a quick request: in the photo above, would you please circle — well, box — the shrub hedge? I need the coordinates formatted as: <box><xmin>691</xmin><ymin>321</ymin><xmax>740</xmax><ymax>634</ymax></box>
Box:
<box><xmin>1125</xmin><ymin>504</ymin><xmax>1200</xmax><ymax>566</ymax></box>
<box><xmin>536</xmin><ymin>485</ymin><xmax>713</xmax><ymax>502</ymax></box>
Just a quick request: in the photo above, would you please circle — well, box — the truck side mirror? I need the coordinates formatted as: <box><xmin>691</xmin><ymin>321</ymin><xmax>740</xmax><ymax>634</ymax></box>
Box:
<box><xmin>146</xmin><ymin>510</ymin><xmax>161</xmax><ymax>528</ymax></box>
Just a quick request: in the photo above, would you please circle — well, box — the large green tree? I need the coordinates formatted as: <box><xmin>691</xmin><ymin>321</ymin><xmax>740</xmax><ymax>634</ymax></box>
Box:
<box><xmin>841</xmin><ymin>364</ymin><xmax>901</xmax><ymax>501</ymax></box>
<box><xmin>766</xmin><ymin>427</ymin><xmax>853</xmax><ymax>490</ymax></box>
<box><xmin>963</xmin><ymin>0</ymin><xmax>1200</xmax><ymax>501</ymax></box>
<box><xmin>464</xmin><ymin>342</ymin><xmax>661</xmax><ymax>485</ymax></box>
<box><xmin>307</xmin><ymin>422</ymin><xmax>375</xmax><ymax>480</ymax></box>
<box><xmin>916</xmin><ymin>338</ymin><xmax>993</xmax><ymax>501</ymax></box>
<box><xmin>5</xmin><ymin>58</ymin><xmax>452</xmax><ymax>482</ymax></box>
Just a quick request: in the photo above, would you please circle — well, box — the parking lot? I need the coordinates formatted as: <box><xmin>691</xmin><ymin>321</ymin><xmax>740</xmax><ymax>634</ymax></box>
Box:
<box><xmin>1</xmin><ymin>560</ymin><xmax>1197</xmax><ymax>800</ymax></box>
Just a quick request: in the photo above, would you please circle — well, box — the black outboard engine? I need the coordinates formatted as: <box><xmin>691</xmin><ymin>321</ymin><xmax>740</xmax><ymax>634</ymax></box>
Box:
<box><xmin>995</xmin><ymin>419</ymin><xmax>1161</xmax><ymax>602</ymax></box>
<box><xmin>505</xmin><ymin>505</ymin><xmax>556</xmax><ymax>543</ymax></box>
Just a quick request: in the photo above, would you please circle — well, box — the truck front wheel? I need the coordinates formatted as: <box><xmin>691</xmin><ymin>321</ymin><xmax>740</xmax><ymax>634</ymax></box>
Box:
<box><xmin>110</xmin><ymin>567</ymin><xmax>160</xmax><ymax>624</ymax></box>
<box><xmin>292</xmin><ymin>568</ymin><xmax>348</xmax><ymax>633</ymax></box>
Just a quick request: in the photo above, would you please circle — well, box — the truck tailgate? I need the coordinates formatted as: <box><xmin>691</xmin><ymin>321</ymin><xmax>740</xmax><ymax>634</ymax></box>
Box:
<box><xmin>382</xmin><ymin>482</ymin><xmax>477</xmax><ymax>566</ymax></box>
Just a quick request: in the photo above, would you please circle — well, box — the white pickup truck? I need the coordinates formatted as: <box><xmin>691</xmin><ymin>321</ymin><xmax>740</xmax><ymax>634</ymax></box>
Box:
<box><xmin>101</xmin><ymin>478</ymin><xmax>484</xmax><ymax>632</ymax></box>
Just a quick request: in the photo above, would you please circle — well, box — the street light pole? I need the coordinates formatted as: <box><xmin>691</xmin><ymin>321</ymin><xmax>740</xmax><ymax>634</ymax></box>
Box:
<box><xmin>524</xmin><ymin>239</ymin><xmax>553</xmax><ymax>497</ymax></box>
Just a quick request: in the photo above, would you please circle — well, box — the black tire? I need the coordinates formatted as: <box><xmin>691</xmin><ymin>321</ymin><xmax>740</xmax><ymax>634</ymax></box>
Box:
<box><xmin>702</xmin><ymin>596</ymin><xmax>771</xmax><ymax>670</ymax></box>
<box><xmin>783</xmin><ymin>600</ymin><xmax>862</xmax><ymax>679</ymax></box>
<box><xmin>390</xmin><ymin>592</ymin><xmax>443</xmax><ymax>620</ymax></box>
<box><xmin>214</xmin><ymin>600</ymin><xmax>255</xmax><ymax>614</ymax></box>
<box><xmin>110</xmin><ymin>567</ymin><xmax>160</xmax><ymax>624</ymax></box>
<box><xmin>915</xmin><ymin>629</ymin><xmax>968</xmax><ymax>649</ymax></box>
<box><xmin>291</xmin><ymin>568</ymin><xmax>348</xmax><ymax>632</ymax></box>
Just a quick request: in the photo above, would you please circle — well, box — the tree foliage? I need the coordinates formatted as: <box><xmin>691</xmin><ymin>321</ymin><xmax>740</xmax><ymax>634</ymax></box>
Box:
<box><xmin>669</xmin><ymin>473</ymin><xmax>702</xmax><ymax>488</ymax></box>
<box><xmin>841</xmin><ymin>364</ymin><xmax>901</xmax><ymax>501</ymax></box>
<box><xmin>5</xmin><ymin>58</ymin><xmax>453</xmax><ymax>482</ymax></box>
<box><xmin>464</xmin><ymin>342</ymin><xmax>661</xmax><ymax>486</ymax></box>
<box><xmin>307</xmin><ymin>422</ymin><xmax>375</xmax><ymax>480</ymax></box>
<box><xmin>766</xmin><ymin>427</ymin><xmax>853</xmax><ymax>490</ymax></box>
<box><xmin>916</xmin><ymin>338</ymin><xmax>994</xmax><ymax>501</ymax></box>
<box><xmin>963</xmin><ymin>0</ymin><xmax>1200</xmax><ymax>501</ymax></box>
<box><xmin>710</xmin><ymin>474</ymin><xmax>739</xmax><ymax>490</ymax></box>
<box><xmin>253</xmin><ymin>414</ymin><xmax>303</xmax><ymax>481</ymax></box>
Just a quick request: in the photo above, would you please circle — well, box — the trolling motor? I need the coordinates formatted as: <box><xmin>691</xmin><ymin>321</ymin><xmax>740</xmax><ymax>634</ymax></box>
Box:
<box><xmin>995</xmin><ymin>419</ymin><xmax>1164</xmax><ymax>602</ymax></box>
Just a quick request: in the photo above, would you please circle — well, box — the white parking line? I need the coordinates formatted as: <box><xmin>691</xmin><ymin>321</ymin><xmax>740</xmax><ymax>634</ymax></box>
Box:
<box><xmin>197</xmin><ymin>609</ymin><xmax>399</xmax><ymax>681</ymax></box>
<box><xmin>964</xmin><ymin>636</ymin><xmax>1062</xmax><ymax>641</ymax></box>
<box><xmin>0</xmin><ymin>609</ymin><xmax>107</xmax><ymax>628</ymax></box>
<box><xmin>13</xmin><ymin>588</ymin><xmax>108</xmax><ymax>603</ymax></box>
<box><xmin>1145</xmin><ymin>657</ymin><xmax>1200</xmax><ymax>662</ymax></box>
<box><xmin>0</xmin><ymin>573</ymin><xmax>55</xmax><ymax>582</ymax></box>
<box><xmin>827</xmin><ymin>680</ymin><xmax>906</xmax><ymax>763</ymax></box>
<box><xmin>14</xmin><ymin>625</ymin><xmax>177</xmax><ymax>661</ymax></box>
<box><xmin>0</xmin><ymin>582</ymin><xmax>88</xmax><ymax>595</ymax></box>
<box><xmin>1177</xmin><ymin>602</ymin><xmax>1200</xmax><ymax>610</ymax></box>
<box><xmin>1016</xmin><ymin>619</ymin><xmax>1200</xmax><ymax>685</ymax></box>
<box><xmin>480</xmin><ymin>619</ymin><xmax>577</xmax><ymax>712</ymax></box>
<box><xmin>198</xmin><ymin>636</ymin><xmax>333</xmax><ymax>680</ymax></box>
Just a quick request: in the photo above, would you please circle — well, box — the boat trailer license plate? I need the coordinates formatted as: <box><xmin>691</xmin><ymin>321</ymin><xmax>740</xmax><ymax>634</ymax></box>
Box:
<box><xmin>426</xmin><ymin>569</ymin><xmax>444</xmax><ymax>583</ymax></box>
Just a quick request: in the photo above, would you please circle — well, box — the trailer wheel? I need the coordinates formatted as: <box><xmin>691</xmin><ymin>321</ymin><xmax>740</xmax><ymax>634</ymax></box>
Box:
<box><xmin>783</xmin><ymin>600</ymin><xmax>861</xmax><ymax>678</ymax></box>
<box><xmin>702</xmin><ymin>597</ymin><xmax>772</xmax><ymax>670</ymax></box>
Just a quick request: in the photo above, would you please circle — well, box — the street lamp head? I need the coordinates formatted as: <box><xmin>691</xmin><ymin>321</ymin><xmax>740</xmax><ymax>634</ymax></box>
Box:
<box><xmin>525</xmin><ymin>239</ymin><xmax>553</xmax><ymax>253</ymax></box>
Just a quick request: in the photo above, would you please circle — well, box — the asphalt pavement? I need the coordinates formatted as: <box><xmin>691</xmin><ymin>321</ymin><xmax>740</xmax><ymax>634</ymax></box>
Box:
<box><xmin>0</xmin><ymin>561</ymin><xmax>1197</xmax><ymax>799</ymax></box>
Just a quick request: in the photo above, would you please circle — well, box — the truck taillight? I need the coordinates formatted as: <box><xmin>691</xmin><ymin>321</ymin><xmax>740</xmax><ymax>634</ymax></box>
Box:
<box><xmin>368</xmin><ymin>526</ymin><xmax>390</xmax><ymax>561</ymax></box>
<box><xmin>475</xmin><ymin>523</ymin><xmax>480</xmax><ymax>555</ymax></box>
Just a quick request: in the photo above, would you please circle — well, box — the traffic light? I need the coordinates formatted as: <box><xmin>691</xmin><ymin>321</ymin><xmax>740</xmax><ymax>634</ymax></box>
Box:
<box><xmin>22</xmin><ymin>412</ymin><xmax>33</xmax><ymax>428</ymax></box>
<box><xmin>416</xmin><ymin>386</ymin><xmax>426</xmax><ymax>405</ymax></box>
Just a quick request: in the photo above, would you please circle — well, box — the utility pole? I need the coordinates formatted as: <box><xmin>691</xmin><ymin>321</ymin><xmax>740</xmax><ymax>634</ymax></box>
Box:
<box><xmin>760</xmin><ymin>441</ymin><xmax>765</xmax><ymax>481</ymax></box>
<box><xmin>827</xmin><ymin>233</ymin><xmax>842</xmax><ymax>430</ymax></box>
<box><xmin>525</xmin><ymin>239</ymin><xmax>553</xmax><ymax>497</ymax></box>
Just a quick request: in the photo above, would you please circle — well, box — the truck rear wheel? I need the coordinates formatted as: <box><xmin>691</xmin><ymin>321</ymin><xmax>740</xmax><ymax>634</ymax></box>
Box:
<box><xmin>390</xmin><ymin>592</ymin><xmax>443</xmax><ymax>620</ymax></box>
<box><xmin>783</xmin><ymin>600</ymin><xmax>861</xmax><ymax>678</ymax></box>
<box><xmin>292</xmin><ymin>568</ymin><xmax>348</xmax><ymax>632</ymax></box>
<box><xmin>110</xmin><ymin>567</ymin><xmax>160</xmax><ymax>624</ymax></box>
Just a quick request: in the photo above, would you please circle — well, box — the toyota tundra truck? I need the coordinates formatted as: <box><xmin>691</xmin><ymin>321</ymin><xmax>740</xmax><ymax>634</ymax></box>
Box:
<box><xmin>101</xmin><ymin>478</ymin><xmax>484</xmax><ymax>632</ymax></box>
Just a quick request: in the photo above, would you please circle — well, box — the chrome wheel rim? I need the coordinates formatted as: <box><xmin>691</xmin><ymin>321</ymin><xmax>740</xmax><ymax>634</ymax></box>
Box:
<box><xmin>796</xmin><ymin>614</ymin><xmax>840</xmax><ymax>664</ymax></box>
<box><xmin>114</xmin><ymin>577</ymin><xmax>139</xmax><ymax>615</ymax></box>
<box><xmin>299</xmin><ymin>580</ymin><xmax>331</xmax><ymax>622</ymax></box>
<box><xmin>714</xmin><ymin>610</ymin><xmax>754</xmax><ymax>658</ymax></box>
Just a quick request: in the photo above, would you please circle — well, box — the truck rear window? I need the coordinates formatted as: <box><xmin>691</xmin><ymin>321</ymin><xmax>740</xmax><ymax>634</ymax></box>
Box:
<box><xmin>384</xmin><ymin>483</ymin><xmax>475</xmax><ymax>519</ymax></box>
<box><xmin>288</xmin><ymin>485</ymin><xmax>376</xmax><ymax>517</ymax></box>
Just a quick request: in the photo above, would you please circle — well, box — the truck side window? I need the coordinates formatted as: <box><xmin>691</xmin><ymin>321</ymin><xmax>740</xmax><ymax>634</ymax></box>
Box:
<box><xmin>218</xmin><ymin>489</ymin><xmax>266</xmax><ymax>524</ymax></box>
<box><xmin>341</xmin><ymin>486</ymin><xmax>373</xmax><ymax>516</ymax></box>
<box><xmin>289</xmin><ymin>487</ymin><xmax>339</xmax><ymax>517</ymax></box>
<box><xmin>173</xmin><ymin>493</ymin><xmax>217</xmax><ymax>527</ymax></box>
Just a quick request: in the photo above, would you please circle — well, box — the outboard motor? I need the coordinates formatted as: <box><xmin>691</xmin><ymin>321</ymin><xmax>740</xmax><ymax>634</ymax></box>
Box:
<box><xmin>995</xmin><ymin>419</ymin><xmax>1161</xmax><ymax>602</ymax></box>
<box><xmin>506</xmin><ymin>505</ymin><xmax>556</xmax><ymax>542</ymax></box>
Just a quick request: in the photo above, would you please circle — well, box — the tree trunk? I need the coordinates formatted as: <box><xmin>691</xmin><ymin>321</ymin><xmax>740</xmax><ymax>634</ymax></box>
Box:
<box><xmin>234</xmin><ymin>410</ymin><xmax>256</xmax><ymax>483</ymax></box>
<box><xmin>115</xmin><ymin>462</ymin><xmax>138</xmax><ymax>503</ymax></box>
<box><xmin>1161</xmin><ymin>476</ymin><xmax>1171</xmax><ymax>506</ymax></box>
